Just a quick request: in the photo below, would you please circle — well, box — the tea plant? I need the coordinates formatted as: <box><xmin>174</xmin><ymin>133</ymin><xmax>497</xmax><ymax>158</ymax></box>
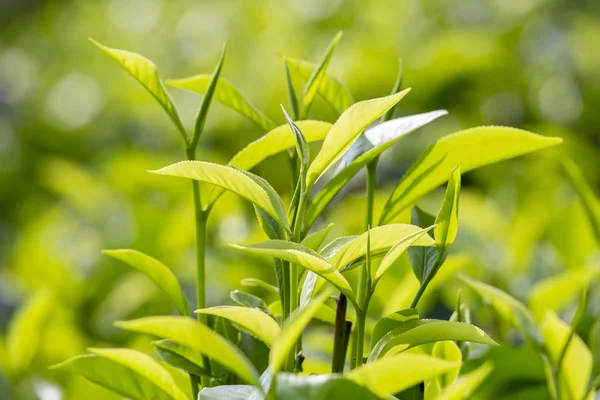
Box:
<box><xmin>47</xmin><ymin>33</ymin><xmax>581</xmax><ymax>399</ymax></box>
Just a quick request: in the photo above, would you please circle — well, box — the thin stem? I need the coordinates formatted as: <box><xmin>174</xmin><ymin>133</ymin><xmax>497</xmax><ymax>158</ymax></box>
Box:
<box><xmin>354</xmin><ymin>310</ymin><xmax>367</xmax><ymax>368</ymax></box>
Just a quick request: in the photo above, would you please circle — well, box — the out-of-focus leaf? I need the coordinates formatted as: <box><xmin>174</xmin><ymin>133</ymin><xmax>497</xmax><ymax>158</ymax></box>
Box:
<box><xmin>5</xmin><ymin>289</ymin><xmax>52</xmax><ymax>381</ymax></box>
<box><xmin>368</xmin><ymin>320</ymin><xmax>496</xmax><ymax>361</ymax></box>
<box><xmin>301</xmin><ymin>224</ymin><xmax>334</xmax><ymax>251</ymax></box>
<box><xmin>103</xmin><ymin>249</ymin><xmax>190</xmax><ymax>315</ymax></box>
<box><xmin>562</xmin><ymin>157</ymin><xmax>600</xmax><ymax>244</ymax></box>
<box><xmin>371</xmin><ymin>309</ymin><xmax>419</xmax><ymax>349</ymax></box>
<box><xmin>151</xmin><ymin>161</ymin><xmax>288</xmax><ymax>228</ymax></box>
<box><xmin>51</xmin><ymin>348</ymin><xmax>189</xmax><ymax>400</ymax></box>
<box><xmin>461</xmin><ymin>275</ymin><xmax>542</xmax><ymax>348</ymax></box>
<box><xmin>241</xmin><ymin>278</ymin><xmax>279</xmax><ymax>298</ymax></box>
<box><xmin>230</xmin><ymin>290</ymin><xmax>269</xmax><ymax>310</ymax></box>
<box><xmin>407</xmin><ymin>207</ymin><xmax>439</xmax><ymax>283</ymax></box>
<box><xmin>434</xmin><ymin>164</ymin><xmax>461</xmax><ymax>253</ymax></box>
<box><xmin>274</xmin><ymin>373</ymin><xmax>382</xmax><ymax>400</ymax></box>
<box><xmin>380</xmin><ymin>127</ymin><xmax>562</xmax><ymax>224</ymax></box>
<box><xmin>115</xmin><ymin>316</ymin><xmax>260</xmax><ymax>386</ymax></box>
<box><xmin>424</xmin><ymin>341</ymin><xmax>462</xmax><ymax>400</ymax></box>
<box><xmin>155</xmin><ymin>339</ymin><xmax>208</xmax><ymax>377</ymax></box>
<box><xmin>529</xmin><ymin>266</ymin><xmax>600</xmax><ymax>320</ymax></box>
<box><xmin>167</xmin><ymin>75</ymin><xmax>276</xmax><ymax>131</ymax></box>
<box><xmin>541</xmin><ymin>311</ymin><xmax>593</xmax><ymax>400</ymax></box>
<box><xmin>590</xmin><ymin>321</ymin><xmax>600</xmax><ymax>385</ymax></box>
<box><xmin>306</xmin><ymin>89</ymin><xmax>410</xmax><ymax>187</ymax></box>
<box><xmin>198</xmin><ymin>385</ymin><xmax>260</xmax><ymax>400</ymax></box>
<box><xmin>195</xmin><ymin>306</ymin><xmax>280</xmax><ymax>346</ymax></box>
<box><xmin>305</xmin><ymin>111</ymin><xmax>447</xmax><ymax>229</ymax></box>
<box><xmin>90</xmin><ymin>39</ymin><xmax>186</xmax><ymax>141</ymax></box>
<box><xmin>231</xmin><ymin>240</ymin><xmax>354</xmax><ymax>300</ymax></box>
<box><xmin>270</xmin><ymin>288</ymin><xmax>334</xmax><ymax>373</ymax></box>
<box><xmin>375</xmin><ymin>226</ymin><xmax>434</xmax><ymax>282</ymax></box>
<box><xmin>283</xmin><ymin>56</ymin><xmax>354</xmax><ymax>114</ymax></box>
<box><xmin>437</xmin><ymin>362</ymin><xmax>494</xmax><ymax>400</ymax></box>
<box><xmin>302</xmin><ymin>31</ymin><xmax>343</xmax><ymax>117</ymax></box>
<box><xmin>347</xmin><ymin>353</ymin><xmax>459</xmax><ymax>397</ymax></box>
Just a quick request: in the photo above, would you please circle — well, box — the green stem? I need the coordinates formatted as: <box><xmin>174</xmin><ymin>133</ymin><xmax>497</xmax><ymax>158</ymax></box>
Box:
<box><xmin>354</xmin><ymin>310</ymin><xmax>367</xmax><ymax>368</ymax></box>
<box><xmin>190</xmin><ymin>375</ymin><xmax>200</xmax><ymax>399</ymax></box>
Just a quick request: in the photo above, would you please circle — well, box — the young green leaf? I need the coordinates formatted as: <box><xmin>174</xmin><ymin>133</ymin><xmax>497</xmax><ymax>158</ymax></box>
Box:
<box><xmin>408</xmin><ymin>207</ymin><xmax>439</xmax><ymax>283</ymax></box>
<box><xmin>305</xmin><ymin>110</ymin><xmax>447</xmax><ymax>229</ymax></box>
<box><xmin>241</xmin><ymin>278</ymin><xmax>279</xmax><ymax>298</ymax></box>
<box><xmin>5</xmin><ymin>289</ymin><xmax>52</xmax><ymax>382</ymax></box>
<box><xmin>434</xmin><ymin>164</ymin><xmax>461</xmax><ymax>252</ymax></box>
<box><xmin>154</xmin><ymin>339</ymin><xmax>209</xmax><ymax>377</ymax></box>
<box><xmin>437</xmin><ymin>362</ymin><xmax>494</xmax><ymax>400</ymax></box>
<box><xmin>425</xmin><ymin>341</ymin><xmax>462</xmax><ymax>399</ymax></box>
<box><xmin>282</xmin><ymin>56</ymin><xmax>354</xmax><ymax>114</ymax></box>
<box><xmin>368</xmin><ymin>320</ymin><xmax>497</xmax><ymax>361</ymax></box>
<box><xmin>380</xmin><ymin>127</ymin><xmax>562</xmax><ymax>224</ymax></box>
<box><xmin>89</xmin><ymin>39</ymin><xmax>186</xmax><ymax>142</ymax></box>
<box><xmin>270</xmin><ymin>288</ymin><xmax>334</xmax><ymax>373</ymax></box>
<box><xmin>51</xmin><ymin>348</ymin><xmax>189</xmax><ymax>400</ymax></box>
<box><xmin>281</xmin><ymin>106</ymin><xmax>310</xmax><ymax>177</ymax></box>
<box><xmin>302</xmin><ymin>31</ymin><xmax>343</xmax><ymax>118</ymax></box>
<box><xmin>381</xmin><ymin>59</ymin><xmax>404</xmax><ymax>122</ymax></box>
<box><xmin>274</xmin><ymin>373</ymin><xmax>381</xmax><ymax>400</ymax></box>
<box><xmin>199</xmin><ymin>385</ymin><xmax>260</xmax><ymax>400</ymax></box>
<box><xmin>230</xmin><ymin>240</ymin><xmax>354</xmax><ymax>301</ymax></box>
<box><xmin>460</xmin><ymin>275</ymin><xmax>542</xmax><ymax>348</ymax></box>
<box><xmin>347</xmin><ymin>353</ymin><xmax>459</xmax><ymax>397</ymax></box>
<box><xmin>230</xmin><ymin>290</ymin><xmax>269</xmax><ymax>310</ymax></box>
<box><xmin>541</xmin><ymin>311</ymin><xmax>593</xmax><ymax>400</ymax></box>
<box><xmin>301</xmin><ymin>223</ymin><xmax>334</xmax><ymax>251</ymax></box>
<box><xmin>306</xmin><ymin>89</ymin><xmax>411</xmax><ymax>187</ymax></box>
<box><xmin>371</xmin><ymin>308</ymin><xmax>419</xmax><ymax>349</ymax></box>
<box><xmin>284</xmin><ymin>62</ymin><xmax>300</xmax><ymax>119</ymax></box>
<box><xmin>150</xmin><ymin>161</ymin><xmax>288</xmax><ymax>227</ymax></box>
<box><xmin>103</xmin><ymin>249</ymin><xmax>190</xmax><ymax>316</ymax></box>
<box><xmin>115</xmin><ymin>316</ymin><xmax>260</xmax><ymax>386</ymax></box>
<box><xmin>195</xmin><ymin>306</ymin><xmax>280</xmax><ymax>346</ymax></box>
<box><xmin>167</xmin><ymin>75</ymin><xmax>276</xmax><ymax>131</ymax></box>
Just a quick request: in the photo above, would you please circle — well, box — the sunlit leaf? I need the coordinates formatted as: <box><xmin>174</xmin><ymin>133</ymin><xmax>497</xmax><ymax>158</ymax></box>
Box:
<box><xmin>306</xmin><ymin>89</ymin><xmax>410</xmax><ymax>187</ymax></box>
<box><xmin>434</xmin><ymin>164</ymin><xmax>461</xmax><ymax>252</ymax></box>
<box><xmin>51</xmin><ymin>348</ymin><xmax>188</xmax><ymax>400</ymax></box>
<box><xmin>5</xmin><ymin>289</ymin><xmax>52</xmax><ymax>382</ymax></box>
<box><xmin>380</xmin><ymin>127</ymin><xmax>562</xmax><ymax>224</ymax></box>
<box><xmin>115</xmin><ymin>316</ymin><xmax>260</xmax><ymax>386</ymax></box>
<box><xmin>151</xmin><ymin>161</ymin><xmax>288</xmax><ymax>228</ymax></box>
<box><xmin>270</xmin><ymin>288</ymin><xmax>334</xmax><ymax>373</ymax></box>
<box><xmin>375</xmin><ymin>226</ymin><xmax>434</xmax><ymax>282</ymax></box>
<box><xmin>437</xmin><ymin>362</ymin><xmax>494</xmax><ymax>400</ymax></box>
<box><xmin>103</xmin><ymin>249</ymin><xmax>190</xmax><ymax>316</ymax></box>
<box><xmin>562</xmin><ymin>157</ymin><xmax>600</xmax><ymax>244</ymax></box>
<box><xmin>424</xmin><ymin>341</ymin><xmax>462</xmax><ymax>399</ymax></box>
<box><xmin>90</xmin><ymin>39</ymin><xmax>186</xmax><ymax>141</ymax></box>
<box><xmin>167</xmin><ymin>75</ymin><xmax>276</xmax><ymax>131</ymax></box>
<box><xmin>541</xmin><ymin>311</ymin><xmax>593</xmax><ymax>400</ymax></box>
<box><xmin>301</xmin><ymin>223</ymin><xmax>334</xmax><ymax>251</ymax></box>
<box><xmin>347</xmin><ymin>353</ymin><xmax>459</xmax><ymax>397</ymax></box>
<box><xmin>154</xmin><ymin>339</ymin><xmax>208</xmax><ymax>377</ymax></box>
<box><xmin>371</xmin><ymin>309</ymin><xmax>419</xmax><ymax>350</ymax></box>
<box><xmin>195</xmin><ymin>306</ymin><xmax>280</xmax><ymax>346</ymax></box>
<box><xmin>368</xmin><ymin>320</ymin><xmax>496</xmax><ymax>361</ymax></box>
<box><xmin>461</xmin><ymin>275</ymin><xmax>542</xmax><ymax>348</ymax></box>
<box><xmin>231</xmin><ymin>240</ymin><xmax>354</xmax><ymax>300</ymax></box>
<box><xmin>275</xmin><ymin>373</ymin><xmax>382</xmax><ymax>400</ymax></box>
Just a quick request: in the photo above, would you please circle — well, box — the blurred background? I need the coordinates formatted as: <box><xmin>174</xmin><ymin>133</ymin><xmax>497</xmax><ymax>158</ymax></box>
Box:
<box><xmin>1</xmin><ymin>0</ymin><xmax>599</xmax><ymax>399</ymax></box>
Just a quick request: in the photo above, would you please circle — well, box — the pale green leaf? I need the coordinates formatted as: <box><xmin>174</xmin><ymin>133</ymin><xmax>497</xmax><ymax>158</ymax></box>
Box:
<box><xmin>563</xmin><ymin>157</ymin><xmax>600</xmax><ymax>245</ymax></box>
<box><xmin>231</xmin><ymin>240</ymin><xmax>354</xmax><ymax>301</ymax></box>
<box><xmin>434</xmin><ymin>164</ymin><xmax>461</xmax><ymax>252</ymax></box>
<box><xmin>150</xmin><ymin>161</ymin><xmax>288</xmax><ymax>227</ymax></box>
<box><xmin>195</xmin><ymin>306</ymin><xmax>280</xmax><ymax>346</ymax></box>
<box><xmin>90</xmin><ymin>39</ymin><xmax>186</xmax><ymax>141</ymax></box>
<box><xmin>103</xmin><ymin>249</ymin><xmax>190</xmax><ymax>315</ymax></box>
<box><xmin>51</xmin><ymin>348</ymin><xmax>189</xmax><ymax>400</ymax></box>
<box><xmin>541</xmin><ymin>311</ymin><xmax>593</xmax><ymax>400</ymax></box>
<box><xmin>437</xmin><ymin>362</ymin><xmax>494</xmax><ymax>400</ymax></box>
<box><xmin>380</xmin><ymin>127</ymin><xmax>562</xmax><ymax>224</ymax></box>
<box><xmin>270</xmin><ymin>288</ymin><xmax>334</xmax><ymax>373</ymax></box>
<box><xmin>306</xmin><ymin>89</ymin><xmax>411</xmax><ymax>187</ymax></box>
<box><xmin>425</xmin><ymin>341</ymin><xmax>462</xmax><ymax>400</ymax></box>
<box><xmin>154</xmin><ymin>339</ymin><xmax>208</xmax><ymax>377</ymax></box>
<box><xmin>115</xmin><ymin>316</ymin><xmax>260</xmax><ymax>386</ymax></box>
<box><xmin>375</xmin><ymin>226</ymin><xmax>435</xmax><ymax>281</ymax></box>
<box><xmin>347</xmin><ymin>353</ymin><xmax>459</xmax><ymax>397</ymax></box>
<box><xmin>167</xmin><ymin>75</ymin><xmax>276</xmax><ymax>131</ymax></box>
<box><xmin>6</xmin><ymin>289</ymin><xmax>52</xmax><ymax>381</ymax></box>
<box><xmin>301</xmin><ymin>223</ymin><xmax>334</xmax><ymax>251</ymax></box>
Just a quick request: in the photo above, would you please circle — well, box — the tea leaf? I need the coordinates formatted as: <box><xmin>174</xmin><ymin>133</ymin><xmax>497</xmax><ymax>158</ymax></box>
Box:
<box><xmin>437</xmin><ymin>362</ymin><xmax>494</xmax><ymax>400</ymax></box>
<box><xmin>426</xmin><ymin>341</ymin><xmax>462</xmax><ymax>399</ymax></box>
<box><xmin>199</xmin><ymin>385</ymin><xmax>260</xmax><ymax>400</ymax></box>
<box><xmin>306</xmin><ymin>110</ymin><xmax>447</xmax><ymax>228</ymax></box>
<box><xmin>301</xmin><ymin>223</ymin><xmax>334</xmax><ymax>251</ymax></box>
<box><xmin>434</xmin><ymin>164</ymin><xmax>461</xmax><ymax>253</ymax></box>
<box><xmin>281</xmin><ymin>106</ymin><xmax>309</xmax><ymax>175</ymax></box>
<box><xmin>282</xmin><ymin>56</ymin><xmax>354</xmax><ymax>114</ymax></box>
<box><xmin>230</xmin><ymin>240</ymin><xmax>354</xmax><ymax>301</ymax></box>
<box><xmin>167</xmin><ymin>75</ymin><xmax>276</xmax><ymax>131</ymax></box>
<box><xmin>371</xmin><ymin>309</ymin><xmax>419</xmax><ymax>349</ymax></box>
<box><xmin>154</xmin><ymin>339</ymin><xmax>209</xmax><ymax>377</ymax></box>
<box><xmin>5</xmin><ymin>289</ymin><xmax>52</xmax><ymax>382</ymax></box>
<box><xmin>284</xmin><ymin>62</ymin><xmax>300</xmax><ymax>119</ymax></box>
<box><xmin>270</xmin><ymin>288</ymin><xmax>334</xmax><ymax>373</ymax></box>
<box><xmin>102</xmin><ymin>249</ymin><xmax>190</xmax><ymax>316</ymax></box>
<box><xmin>408</xmin><ymin>207</ymin><xmax>439</xmax><ymax>283</ymax></box>
<box><xmin>306</xmin><ymin>89</ymin><xmax>410</xmax><ymax>187</ymax></box>
<box><xmin>241</xmin><ymin>278</ymin><xmax>279</xmax><ymax>298</ymax></box>
<box><xmin>380</xmin><ymin>127</ymin><xmax>562</xmax><ymax>224</ymax></box>
<box><xmin>369</xmin><ymin>320</ymin><xmax>497</xmax><ymax>361</ymax></box>
<box><xmin>347</xmin><ymin>353</ymin><xmax>459</xmax><ymax>397</ymax></box>
<box><xmin>115</xmin><ymin>316</ymin><xmax>260</xmax><ymax>386</ymax></box>
<box><xmin>51</xmin><ymin>348</ymin><xmax>188</xmax><ymax>400</ymax></box>
<box><xmin>302</xmin><ymin>31</ymin><xmax>343</xmax><ymax>117</ymax></box>
<box><xmin>230</xmin><ymin>290</ymin><xmax>269</xmax><ymax>310</ymax></box>
<box><xmin>151</xmin><ymin>161</ymin><xmax>288</xmax><ymax>227</ymax></box>
<box><xmin>274</xmin><ymin>373</ymin><xmax>381</xmax><ymax>400</ymax></box>
<box><xmin>89</xmin><ymin>39</ymin><xmax>186</xmax><ymax>142</ymax></box>
<box><xmin>195</xmin><ymin>306</ymin><xmax>280</xmax><ymax>346</ymax></box>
